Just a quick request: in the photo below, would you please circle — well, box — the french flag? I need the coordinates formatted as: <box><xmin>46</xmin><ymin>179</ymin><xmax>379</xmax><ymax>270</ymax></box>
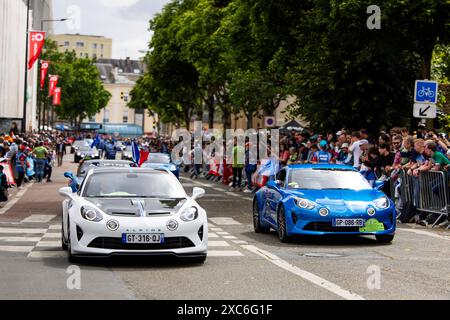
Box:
<box><xmin>132</xmin><ymin>140</ymin><xmax>140</xmax><ymax>165</ymax></box>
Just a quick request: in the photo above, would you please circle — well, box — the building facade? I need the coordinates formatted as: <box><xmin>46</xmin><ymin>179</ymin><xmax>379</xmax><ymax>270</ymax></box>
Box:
<box><xmin>50</xmin><ymin>34</ymin><xmax>112</xmax><ymax>60</ymax></box>
<box><xmin>0</xmin><ymin>0</ymin><xmax>53</xmax><ymax>133</ymax></box>
<box><xmin>86</xmin><ymin>58</ymin><xmax>157</xmax><ymax>135</ymax></box>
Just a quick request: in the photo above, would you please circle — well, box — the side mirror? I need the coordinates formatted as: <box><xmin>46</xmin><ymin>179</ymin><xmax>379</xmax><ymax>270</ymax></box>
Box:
<box><xmin>374</xmin><ymin>180</ymin><xmax>385</xmax><ymax>190</ymax></box>
<box><xmin>59</xmin><ymin>187</ymin><xmax>74</xmax><ymax>197</ymax></box>
<box><xmin>192</xmin><ymin>187</ymin><xmax>205</xmax><ymax>200</ymax></box>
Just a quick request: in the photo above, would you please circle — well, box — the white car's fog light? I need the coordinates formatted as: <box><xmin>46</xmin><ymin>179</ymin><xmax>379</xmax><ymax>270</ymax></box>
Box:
<box><xmin>319</xmin><ymin>208</ymin><xmax>329</xmax><ymax>217</ymax></box>
<box><xmin>106</xmin><ymin>220</ymin><xmax>119</xmax><ymax>231</ymax></box>
<box><xmin>167</xmin><ymin>219</ymin><xmax>179</xmax><ymax>231</ymax></box>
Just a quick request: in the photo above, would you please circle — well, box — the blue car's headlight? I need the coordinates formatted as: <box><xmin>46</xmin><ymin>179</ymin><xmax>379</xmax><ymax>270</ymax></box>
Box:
<box><xmin>374</xmin><ymin>197</ymin><xmax>389</xmax><ymax>209</ymax></box>
<box><xmin>294</xmin><ymin>197</ymin><xmax>316</xmax><ymax>210</ymax></box>
<box><xmin>169</xmin><ymin>165</ymin><xmax>177</xmax><ymax>171</ymax></box>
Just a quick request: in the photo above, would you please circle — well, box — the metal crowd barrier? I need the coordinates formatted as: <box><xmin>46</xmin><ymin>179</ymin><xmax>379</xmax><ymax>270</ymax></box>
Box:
<box><xmin>393</xmin><ymin>169</ymin><xmax>449</xmax><ymax>228</ymax></box>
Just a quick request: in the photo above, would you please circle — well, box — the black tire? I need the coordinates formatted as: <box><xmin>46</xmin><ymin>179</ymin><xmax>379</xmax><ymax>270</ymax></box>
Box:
<box><xmin>375</xmin><ymin>234</ymin><xmax>394</xmax><ymax>243</ymax></box>
<box><xmin>277</xmin><ymin>206</ymin><xmax>291</xmax><ymax>243</ymax></box>
<box><xmin>67</xmin><ymin>218</ymin><xmax>80</xmax><ymax>263</ymax></box>
<box><xmin>61</xmin><ymin>218</ymin><xmax>68</xmax><ymax>251</ymax></box>
<box><xmin>253</xmin><ymin>200</ymin><xmax>270</xmax><ymax>233</ymax></box>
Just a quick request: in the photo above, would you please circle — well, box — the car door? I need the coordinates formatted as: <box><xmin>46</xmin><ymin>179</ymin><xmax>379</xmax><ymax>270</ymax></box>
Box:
<box><xmin>266</xmin><ymin>168</ymin><xmax>287</xmax><ymax>225</ymax></box>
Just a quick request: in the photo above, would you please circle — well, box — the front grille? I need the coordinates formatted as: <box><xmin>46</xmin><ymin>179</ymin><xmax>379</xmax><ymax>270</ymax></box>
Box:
<box><xmin>198</xmin><ymin>225</ymin><xmax>204</xmax><ymax>241</ymax></box>
<box><xmin>87</xmin><ymin>237</ymin><xmax>195</xmax><ymax>250</ymax></box>
<box><xmin>111</xmin><ymin>212</ymin><xmax>138</xmax><ymax>217</ymax></box>
<box><xmin>76</xmin><ymin>225</ymin><xmax>84</xmax><ymax>241</ymax></box>
<box><xmin>303</xmin><ymin>222</ymin><xmax>360</xmax><ymax>232</ymax></box>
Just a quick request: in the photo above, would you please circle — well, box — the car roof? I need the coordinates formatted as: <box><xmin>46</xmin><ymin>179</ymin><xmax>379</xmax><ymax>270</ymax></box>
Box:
<box><xmin>287</xmin><ymin>164</ymin><xmax>357</xmax><ymax>171</ymax></box>
<box><xmin>82</xmin><ymin>160</ymin><xmax>133</xmax><ymax>165</ymax></box>
<box><xmin>87</xmin><ymin>167</ymin><xmax>167</xmax><ymax>174</ymax></box>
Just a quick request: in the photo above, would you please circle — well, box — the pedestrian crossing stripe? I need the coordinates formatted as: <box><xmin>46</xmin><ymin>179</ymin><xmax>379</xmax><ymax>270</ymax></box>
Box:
<box><xmin>21</xmin><ymin>215</ymin><xmax>56</xmax><ymax>223</ymax></box>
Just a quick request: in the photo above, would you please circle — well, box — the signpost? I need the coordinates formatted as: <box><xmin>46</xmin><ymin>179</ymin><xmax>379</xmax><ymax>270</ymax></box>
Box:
<box><xmin>413</xmin><ymin>80</ymin><xmax>438</xmax><ymax>119</ymax></box>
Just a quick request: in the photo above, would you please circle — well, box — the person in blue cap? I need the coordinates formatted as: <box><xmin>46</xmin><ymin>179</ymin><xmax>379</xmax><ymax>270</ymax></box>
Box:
<box><xmin>312</xmin><ymin>140</ymin><xmax>332</xmax><ymax>164</ymax></box>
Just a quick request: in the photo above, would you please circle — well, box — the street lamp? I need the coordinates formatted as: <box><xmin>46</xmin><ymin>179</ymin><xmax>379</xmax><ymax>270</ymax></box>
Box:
<box><xmin>37</xmin><ymin>18</ymin><xmax>69</xmax><ymax>132</ymax></box>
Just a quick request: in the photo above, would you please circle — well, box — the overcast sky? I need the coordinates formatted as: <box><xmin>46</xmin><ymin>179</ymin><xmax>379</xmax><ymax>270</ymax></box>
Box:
<box><xmin>53</xmin><ymin>0</ymin><xmax>170</xmax><ymax>60</ymax></box>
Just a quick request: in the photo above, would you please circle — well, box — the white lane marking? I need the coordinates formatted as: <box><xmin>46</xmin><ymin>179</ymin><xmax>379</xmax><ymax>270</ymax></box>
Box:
<box><xmin>208</xmin><ymin>241</ymin><xmax>230</xmax><ymax>247</ymax></box>
<box><xmin>242</xmin><ymin>197</ymin><xmax>253</xmax><ymax>202</ymax></box>
<box><xmin>217</xmin><ymin>231</ymin><xmax>230</xmax><ymax>236</ymax></box>
<box><xmin>0</xmin><ymin>237</ymin><xmax>41</xmax><ymax>242</ymax></box>
<box><xmin>212</xmin><ymin>187</ymin><xmax>223</xmax><ymax>192</ymax></box>
<box><xmin>223</xmin><ymin>236</ymin><xmax>237</xmax><ymax>240</ymax></box>
<box><xmin>0</xmin><ymin>183</ymin><xmax>34</xmax><ymax>215</ymax></box>
<box><xmin>208</xmin><ymin>250</ymin><xmax>244</xmax><ymax>257</ymax></box>
<box><xmin>226</xmin><ymin>192</ymin><xmax>241</xmax><ymax>198</ymax></box>
<box><xmin>210</xmin><ymin>227</ymin><xmax>223</xmax><ymax>232</ymax></box>
<box><xmin>49</xmin><ymin>225</ymin><xmax>62</xmax><ymax>230</ymax></box>
<box><xmin>0</xmin><ymin>228</ymin><xmax>47</xmax><ymax>234</ymax></box>
<box><xmin>21</xmin><ymin>215</ymin><xmax>56</xmax><ymax>223</ymax></box>
<box><xmin>42</xmin><ymin>233</ymin><xmax>61</xmax><ymax>239</ymax></box>
<box><xmin>232</xmin><ymin>240</ymin><xmax>248</xmax><ymax>245</ymax></box>
<box><xmin>28</xmin><ymin>251</ymin><xmax>66</xmax><ymax>259</ymax></box>
<box><xmin>0</xmin><ymin>246</ymin><xmax>33</xmax><ymax>253</ymax></box>
<box><xmin>193</xmin><ymin>181</ymin><xmax>214</xmax><ymax>188</ymax></box>
<box><xmin>242</xmin><ymin>245</ymin><xmax>365</xmax><ymax>301</ymax></box>
<box><xmin>36</xmin><ymin>241</ymin><xmax>61</xmax><ymax>248</ymax></box>
<box><xmin>398</xmin><ymin>228</ymin><xmax>450</xmax><ymax>241</ymax></box>
<box><xmin>209</xmin><ymin>217</ymin><xmax>242</xmax><ymax>226</ymax></box>
<box><xmin>182</xmin><ymin>183</ymin><xmax>196</xmax><ymax>187</ymax></box>
<box><xmin>208</xmin><ymin>233</ymin><xmax>219</xmax><ymax>238</ymax></box>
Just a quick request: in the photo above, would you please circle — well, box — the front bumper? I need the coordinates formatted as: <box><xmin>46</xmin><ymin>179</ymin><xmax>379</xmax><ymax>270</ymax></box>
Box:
<box><xmin>286</xmin><ymin>206</ymin><xmax>396</xmax><ymax>236</ymax></box>
<box><xmin>69</xmin><ymin>214</ymin><xmax>208</xmax><ymax>257</ymax></box>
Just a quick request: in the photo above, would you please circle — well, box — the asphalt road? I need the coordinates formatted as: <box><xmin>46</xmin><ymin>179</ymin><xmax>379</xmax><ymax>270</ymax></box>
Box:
<box><xmin>0</xmin><ymin>154</ymin><xmax>449</xmax><ymax>300</ymax></box>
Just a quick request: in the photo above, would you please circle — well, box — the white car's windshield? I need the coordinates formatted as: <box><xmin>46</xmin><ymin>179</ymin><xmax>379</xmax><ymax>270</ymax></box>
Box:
<box><xmin>288</xmin><ymin>168</ymin><xmax>372</xmax><ymax>191</ymax></box>
<box><xmin>146</xmin><ymin>154</ymin><xmax>171</xmax><ymax>164</ymax></box>
<box><xmin>83</xmin><ymin>172</ymin><xmax>186</xmax><ymax>198</ymax></box>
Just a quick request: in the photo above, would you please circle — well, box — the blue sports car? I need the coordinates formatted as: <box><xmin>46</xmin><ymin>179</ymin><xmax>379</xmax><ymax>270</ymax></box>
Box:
<box><xmin>253</xmin><ymin>164</ymin><xmax>396</xmax><ymax>243</ymax></box>
<box><xmin>141</xmin><ymin>153</ymin><xmax>180</xmax><ymax>179</ymax></box>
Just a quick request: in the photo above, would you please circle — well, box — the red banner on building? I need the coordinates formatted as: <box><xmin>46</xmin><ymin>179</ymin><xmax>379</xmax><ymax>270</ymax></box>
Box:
<box><xmin>40</xmin><ymin>61</ymin><xmax>50</xmax><ymax>89</ymax></box>
<box><xmin>48</xmin><ymin>75</ymin><xmax>59</xmax><ymax>97</ymax></box>
<box><xmin>53</xmin><ymin>87</ymin><xmax>61</xmax><ymax>105</ymax></box>
<box><xmin>28</xmin><ymin>31</ymin><xmax>46</xmax><ymax>70</ymax></box>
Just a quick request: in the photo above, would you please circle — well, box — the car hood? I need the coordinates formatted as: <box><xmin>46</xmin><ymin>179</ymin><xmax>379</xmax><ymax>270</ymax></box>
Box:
<box><xmin>289</xmin><ymin>189</ymin><xmax>387</xmax><ymax>212</ymax></box>
<box><xmin>85</xmin><ymin>197</ymin><xmax>186</xmax><ymax>216</ymax></box>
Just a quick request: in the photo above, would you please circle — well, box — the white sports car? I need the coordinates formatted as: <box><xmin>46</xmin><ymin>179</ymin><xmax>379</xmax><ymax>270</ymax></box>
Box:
<box><xmin>58</xmin><ymin>167</ymin><xmax>208</xmax><ymax>263</ymax></box>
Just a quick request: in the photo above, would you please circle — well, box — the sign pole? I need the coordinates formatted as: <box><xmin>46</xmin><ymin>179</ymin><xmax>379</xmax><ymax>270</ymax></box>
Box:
<box><xmin>21</xmin><ymin>0</ymin><xmax>31</xmax><ymax>133</ymax></box>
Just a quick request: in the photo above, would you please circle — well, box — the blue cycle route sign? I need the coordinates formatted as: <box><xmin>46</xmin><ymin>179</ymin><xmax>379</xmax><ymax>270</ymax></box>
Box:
<box><xmin>414</xmin><ymin>80</ymin><xmax>438</xmax><ymax>104</ymax></box>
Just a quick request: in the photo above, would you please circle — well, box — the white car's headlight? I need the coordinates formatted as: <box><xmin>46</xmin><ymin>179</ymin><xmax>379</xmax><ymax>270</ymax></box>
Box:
<box><xmin>374</xmin><ymin>197</ymin><xmax>389</xmax><ymax>209</ymax></box>
<box><xmin>180</xmin><ymin>207</ymin><xmax>199</xmax><ymax>222</ymax></box>
<box><xmin>81</xmin><ymin>206</ymin><xmax>103</xmax><ymax>222</ymax></box>
<box><xmin>77</xmin><ymin>152</ymin><xmax>81</xmax><ymax>156</ymax></box>
<box><xmin>294</xmin><ymin>197</ymin><xmax>316</xmax><ymax>210</ymax></box>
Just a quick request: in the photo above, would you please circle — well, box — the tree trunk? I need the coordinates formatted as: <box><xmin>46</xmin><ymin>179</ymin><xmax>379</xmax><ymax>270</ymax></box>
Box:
<box><xmin>421</xmin><ymin>52</ymin><xmax>432</xmax><ymax>80</ymax></box>
<box><xmin>246</xmin><ymin>111</ymin><xmax>253</xmax><ymax>130</ymax></box>
<box><xmin>208</xmin><ymin>94</ymin><xmax>215</xmax><ymax>129</ymax></box>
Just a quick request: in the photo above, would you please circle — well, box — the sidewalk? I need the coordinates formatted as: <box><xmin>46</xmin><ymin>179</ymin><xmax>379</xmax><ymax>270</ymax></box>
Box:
<box><xmin>0</xmin><ymin>154</ymin><xmax>78</xmax><ymax>223</ymax></box>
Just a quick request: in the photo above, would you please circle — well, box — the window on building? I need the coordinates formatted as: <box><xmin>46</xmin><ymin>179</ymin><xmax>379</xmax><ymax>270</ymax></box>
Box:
<box><xmin>89</xmin><ymin>116</ymin><xmax>96</xmax><ymax>122</ymax></box>
<box><xmin>123</xmin><ymin>110</ymin><xmax>129</xmax><ymax>123</ymax></box>
<box><xmin>84</xmin><ymin>53</ymin><xmax>89</xmax><ymax>58</ymax></box>
<box><xmin>93</xmin><ymin>43</ymin><xmax>98</xmax><ymax>49</ymax></box>
<box><xmin>93</xmin><ymin>54</ymin><xmax>97</xmax><ymax>60</ymax></box>
<box><xmin>101</xmin><ymin>44</ymin><xmax>104</xmax><ymax>50</ymax></box>
<box><xmin>100</xmin><ymin>54</ymin><xmax>104</xmax><ymax>58</ymax></box>
<box><xmin>76</xmin><ymin>42</ymin><xmax>84</xmax><ymax>47</ymax></box>
<box><xmin>103</xmin><ymin>110</ymin><xmax>110</xmax><ymax>123</ymax></box>
<box><xmin>80</xmin><ymin>52</ymin><xmax>83</xmax><ymax>57</ymax></box>
<box><xmin>64</xmin><ymin>41</ymin><xmax>70</xmax><ymax>47</ymax></box>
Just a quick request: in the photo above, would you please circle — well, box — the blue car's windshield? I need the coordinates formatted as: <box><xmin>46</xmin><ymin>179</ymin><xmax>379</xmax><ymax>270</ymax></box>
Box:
<box><xmin>288</xmin><ymin>169</ymin><xmax>372</xmax><ymax>191</ymax></box>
